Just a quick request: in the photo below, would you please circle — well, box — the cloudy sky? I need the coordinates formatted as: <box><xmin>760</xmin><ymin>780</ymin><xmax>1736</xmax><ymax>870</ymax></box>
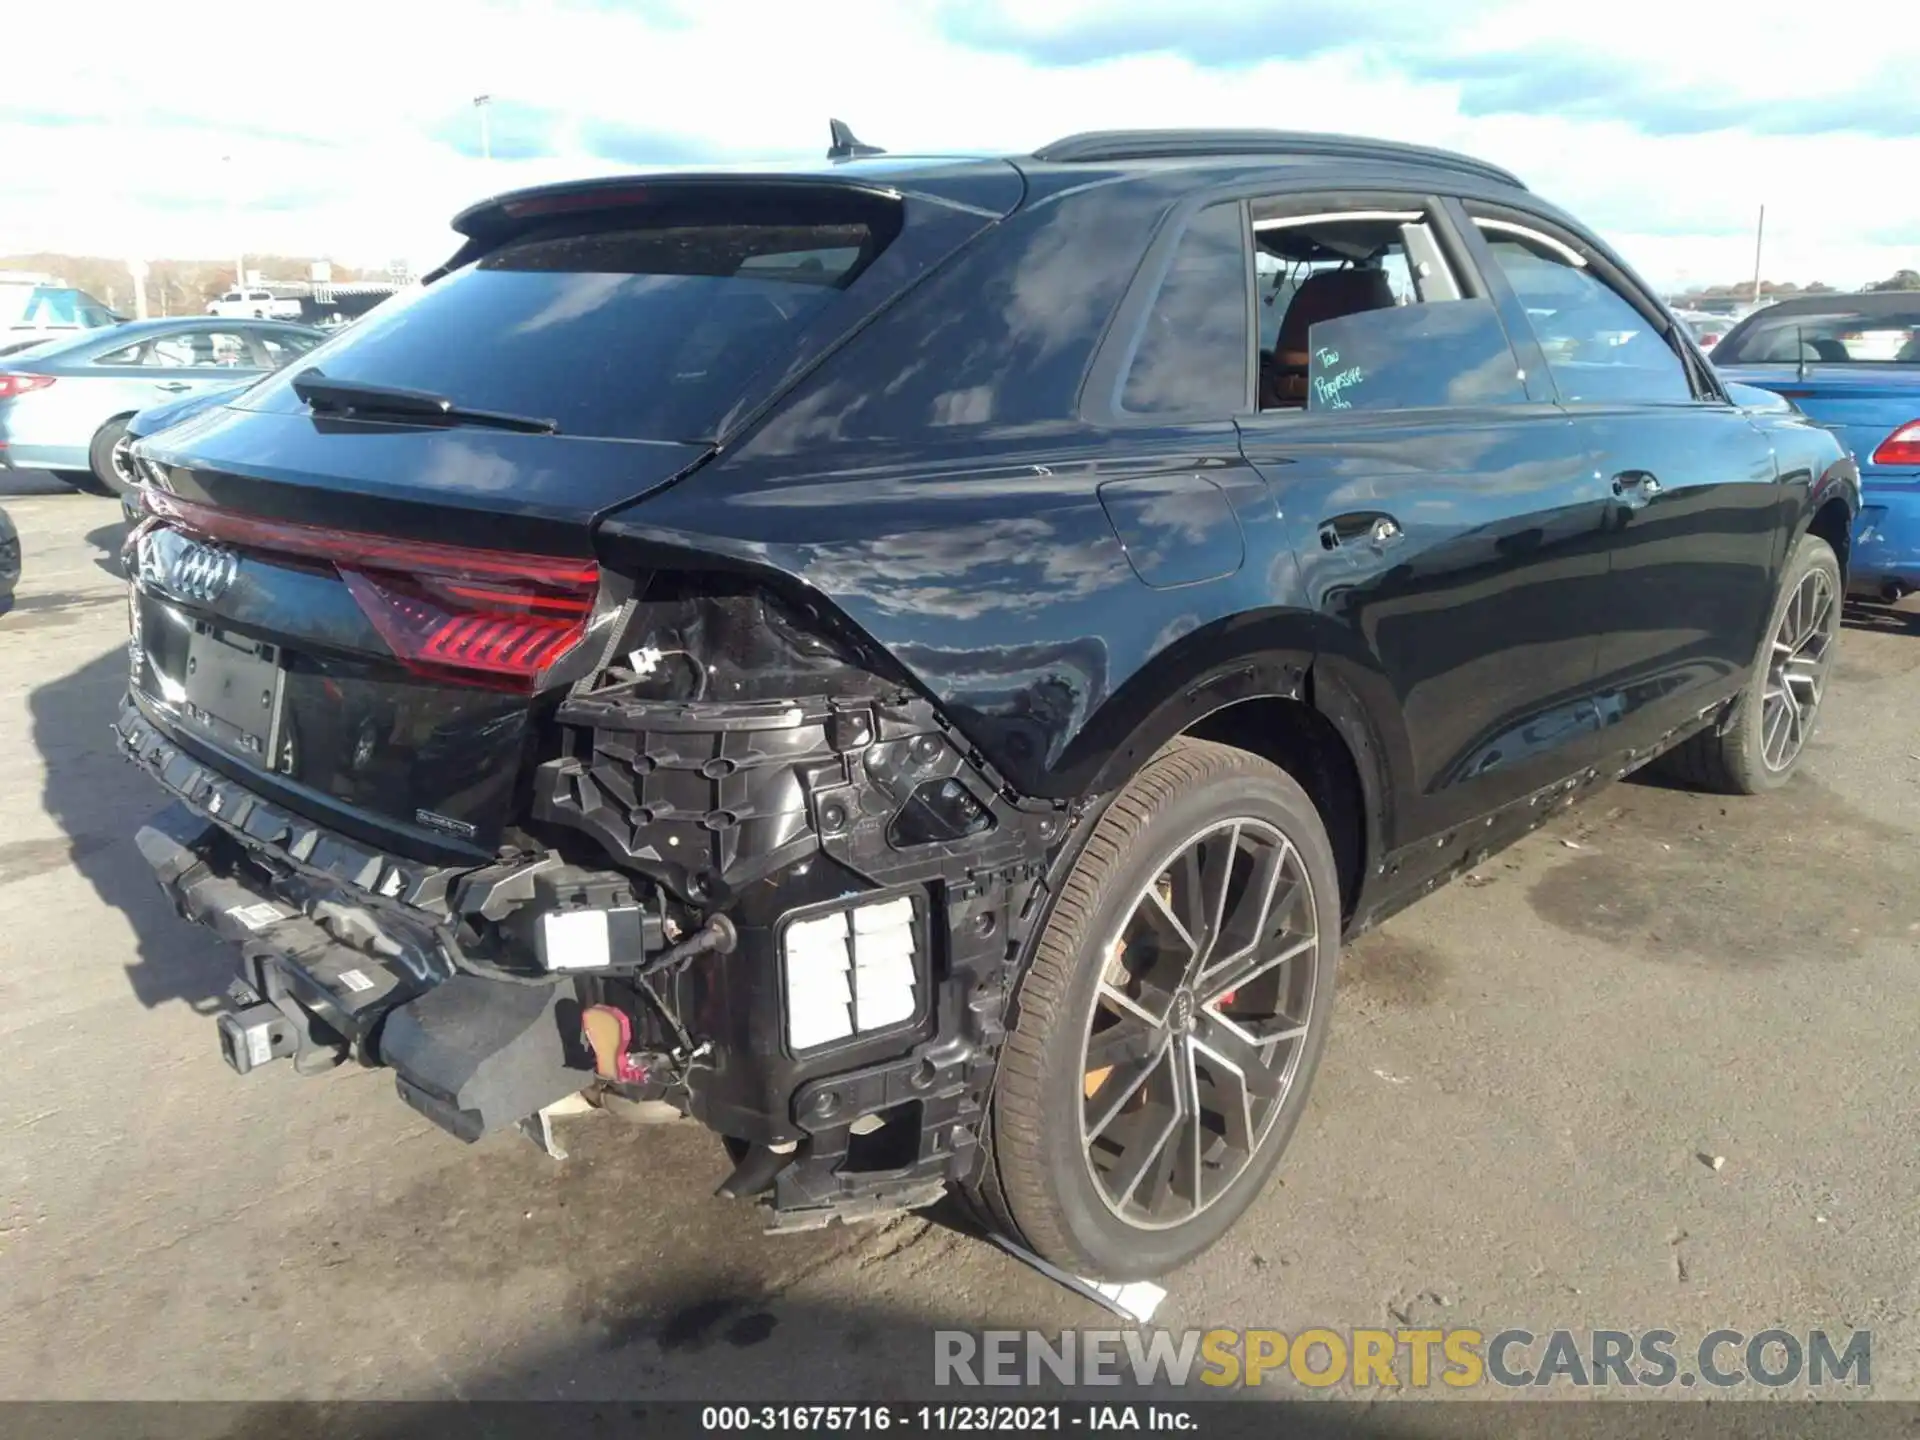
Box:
<box><xmin>5</xmin><ymin>0</ymin><xmax>1915</xmax><ymax>290</ymax></box>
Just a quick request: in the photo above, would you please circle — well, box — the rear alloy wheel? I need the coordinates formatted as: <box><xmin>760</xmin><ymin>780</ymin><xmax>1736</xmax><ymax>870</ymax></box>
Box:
<box><xmin>85</xmin><ymin>417</ymin><xmax>137</xmax><ymax>498</ymax></box>
<box><xmin>1757</xmin><ymin>559</ymin><xmax>1839</xmax><ymax>772</ymax></box>
<box><xmin>1656</xmin><ymin>533</ymin><xmax>1841</xmax><ymax>794</ymax></box>
<box><xmin>985</xmin><ymin>738</ymin><xmax>1340</xmax><ymax>1280</ymax></box>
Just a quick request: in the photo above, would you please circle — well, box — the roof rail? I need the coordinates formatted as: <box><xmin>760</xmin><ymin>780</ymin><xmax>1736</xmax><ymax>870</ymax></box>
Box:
<box><xmin>1030</xmin><ymin>129</ymin><xmax>1526</xmax><ymax>189</ymax></box>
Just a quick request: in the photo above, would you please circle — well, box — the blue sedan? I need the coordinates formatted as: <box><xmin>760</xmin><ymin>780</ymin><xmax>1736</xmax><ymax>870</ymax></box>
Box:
<box><xmin>1714</xmin><ymin>294</ymin><xmax>1920</xmax><ymax>608</ymax></box>
<box><xmin>0</xmin><ymin>317</ymin><xmax>323</xmax><ymax>495</ymax></box>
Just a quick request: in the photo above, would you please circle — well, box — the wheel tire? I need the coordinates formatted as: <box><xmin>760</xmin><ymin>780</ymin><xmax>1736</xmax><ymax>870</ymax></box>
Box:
<box><xmin>982</xmin><ymin>737</ymin><xmax>1342</xmax><ymax>1281</ymax></box>
<box><xmin>1656</xmin><ymin>533</ymin><xmax>1842</xmax><ymax>795</ymax></box>
<box><xmin>86</xmin><ymin>417</ymin><xmax>136</xmax><ymax>498</ymax></box>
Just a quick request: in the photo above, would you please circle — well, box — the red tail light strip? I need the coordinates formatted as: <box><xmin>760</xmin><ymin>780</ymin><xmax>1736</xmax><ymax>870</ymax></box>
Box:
<box><xmin>1870</xmin><ymin>421</ymin><xmax>1920</xmax><ymax>468</ymax></box>
<box><xmin>143</xmin><ymin>490</ymin><xmax>600</xmax><ymax>692</ymax></box>
<box><xmin>142</xmin><ymin>490</ymin><xmax>597</xmax><ymax>587</ymax></box>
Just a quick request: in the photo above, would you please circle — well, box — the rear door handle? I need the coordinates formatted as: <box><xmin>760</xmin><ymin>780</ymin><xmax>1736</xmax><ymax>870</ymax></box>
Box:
<box><xmin>1611</xmin><ymin>470</ymin><xmax>1663</xmax><ymax>503</ymax></box>
<box><xmin>1318</xmin><ymin>511</ymin><xmax>1403</xmax><ymax>552</ymax></box>
<box><xmin>154</xmin><ymin>381</ymin><xmax>193</xmax><ymax>393</ymax></box>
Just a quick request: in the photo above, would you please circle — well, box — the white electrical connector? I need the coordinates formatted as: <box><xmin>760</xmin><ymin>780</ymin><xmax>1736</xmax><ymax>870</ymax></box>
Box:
<box><xmin>539</xmin><ymin>910</ymin><xmax>612</xmax><ymax>970</ymax></box>
<box><xmin>627</xmin><ymin>645</ymin><xmax>664</xmax><ymax>677</ymax></box>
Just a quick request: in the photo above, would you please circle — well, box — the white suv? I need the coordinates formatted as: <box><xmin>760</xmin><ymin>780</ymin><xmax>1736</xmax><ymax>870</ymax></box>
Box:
<box><xmin>207</xmin><ymin>289</ymin><xmax>304</xmax><ymax>321</ymax></box>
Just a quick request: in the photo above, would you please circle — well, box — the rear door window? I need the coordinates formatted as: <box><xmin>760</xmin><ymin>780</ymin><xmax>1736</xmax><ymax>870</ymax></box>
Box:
<box><xmin>250</xmin><ymin>216</ymin><xmax>890</xmax><ymax>441</ymax></box>
<box><xmin>250</xmin><ymin>329</ymin><xmax>320</xmax><ymax>367</ymax></box>
<box><xmin>1120</xmin><ymin>201</ymin><xmax>1252</xmax><ymax>416</ymax></box>
<box><xmin>1474</xmin><ymin>221</ymin><xmax>1694</xmax><ymax>404</ymax></box>
<box><xmin>96</xmin><ymin>331</ymin><xmax>255</xmax><ymax>368</ymax></box>
<box><xmin>1247</xmin><ymin>203</ymin><xmax>1526</xmax><ymax>413</ymax></box>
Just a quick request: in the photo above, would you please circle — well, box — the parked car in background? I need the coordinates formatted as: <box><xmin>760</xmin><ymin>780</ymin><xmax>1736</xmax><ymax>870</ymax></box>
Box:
<box><xmin>1673</xmin><ymin>308</ymin><xmax>1735</xmax><ymax>352</ymax></box>
<box><xmin>113</xmin><ymin>381</ymin><xmax>255</xmax><ymax>522</ymax></box>
<box><xmin>0</xmin><ymin>503</ymin><xmax>18</xmax><ymax>606</ymax></box>
<box><xmin>0</xmin><ymin>283</ymin><xmax>124</xmax><ymax>356</ymax></box>
<box><xmin>1712</xmin><ymin>293</ymin><xmax>1920</xmax><ymax>607</ymax></box>
<box><xmin>207</xmin><ymin>289</ymin><xmax>305</xmax><ymax>321</ymax></box>
<box><xmin>0</xmin><ymin>318</ymin><xmax>323</xmax><ymax>496</ymax></box>
<box><xmin>119</xmin><ymin>130</ymin><xmax>1856</xmax><ymax>1282</ymax></box>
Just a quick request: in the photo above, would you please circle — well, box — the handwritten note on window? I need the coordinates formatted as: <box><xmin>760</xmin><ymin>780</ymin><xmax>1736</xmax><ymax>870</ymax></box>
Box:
<box><xmin>1311</xmin><ymin>345</ymin><xmax>1366</xmax><ymax>409</ymax></box>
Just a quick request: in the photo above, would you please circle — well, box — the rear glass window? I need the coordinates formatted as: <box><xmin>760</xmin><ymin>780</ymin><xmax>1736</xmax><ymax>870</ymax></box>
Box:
<box><xmin>1715</xmin><ymin>307</ymin><xmax>1920</xmax><ymax>365</ymax></box>
<box><xmin>260</xmin><ymin>220</ymin><xmax>882</xmax><ymax>441</ymax></box>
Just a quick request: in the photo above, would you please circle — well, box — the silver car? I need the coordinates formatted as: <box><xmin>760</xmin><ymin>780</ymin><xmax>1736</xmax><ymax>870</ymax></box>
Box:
<box><xmin>0</xmin><ymin>318</ymin><xmax>324</xmax><ymax>495</ymax></box>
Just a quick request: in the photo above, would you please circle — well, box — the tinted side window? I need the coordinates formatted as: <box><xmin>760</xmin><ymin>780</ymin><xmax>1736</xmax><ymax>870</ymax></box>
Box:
<box><xmin>253</xmin><ymin>330</ymin><xmax>319</xmax><ymax>367</ymax></box>
<box><xmin>93</xmin><ymin>341</ymin><xmax>152</xmax><ymax>366</ymax></box>
<box><xmin>98</xmin><ymin>332</ymin><xmax>253</xmax><ymax>368</ymax></box>
<box><xmin>155</xmin><ymin>331</ymin><xmax>254</xmax><ymax>367</ymax></box>
<box><xmin>1477</xmin><ymin>227</ymin><xmax>1692</xmax><ymax>404</ymax></box>
<box><xmin>1258</xmin><ymin>245</ymin><xmax>1420</xmax><ymax>354</ymax></box>
<box><xmin>1121</xmin><ymin>202</ymin><xmax>1249</xmax><ymax>416</ymax></box>
<box><xmin>1305</xmin><ymin>299</ymin><xmax>1529</xmax><ymax>412</ymax></box>
<box><xmin>1248</xmin><ymin>209</ymin><xmax>1512</xmax><ymax>413</ymax></box>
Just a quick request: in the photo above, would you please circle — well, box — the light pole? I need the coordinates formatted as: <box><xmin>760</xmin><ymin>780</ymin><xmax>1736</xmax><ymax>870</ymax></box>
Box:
<box><xmin>222</xmin><ymin>153</ymin><xmax>245</xmax><ymax>295</ymax></box>
<box><xmin>473</xmin><ymin>94</ymin><xmax>493</xmax><ymax>162</ymax></box>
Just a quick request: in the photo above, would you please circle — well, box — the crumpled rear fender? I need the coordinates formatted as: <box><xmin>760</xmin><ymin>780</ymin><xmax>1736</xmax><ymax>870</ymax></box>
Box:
<box><xmin>596</xmin><ymin>446</ymin><xmax>1317</xmax><ymax>803</ymax></box>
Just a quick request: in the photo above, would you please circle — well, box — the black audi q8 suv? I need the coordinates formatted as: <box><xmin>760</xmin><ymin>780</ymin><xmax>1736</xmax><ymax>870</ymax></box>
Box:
<box><xmin>119</xmin><ymin>128</ymin><xmax>1857</xmax><ymax>1280</ymax></box>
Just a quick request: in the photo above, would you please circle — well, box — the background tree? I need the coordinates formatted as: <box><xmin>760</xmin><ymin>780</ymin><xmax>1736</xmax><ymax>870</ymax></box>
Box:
<box><xmin>1867</xmin><ymin>269</ymin><xmax>1920</xmax><ymax>292</ymax></box>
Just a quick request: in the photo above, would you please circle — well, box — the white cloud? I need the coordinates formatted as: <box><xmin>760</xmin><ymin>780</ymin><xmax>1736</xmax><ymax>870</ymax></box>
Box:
<box><xmin>1</xmin><ymin>0</ymin><xmax>1914</xmax><ymax>288</ymax></box>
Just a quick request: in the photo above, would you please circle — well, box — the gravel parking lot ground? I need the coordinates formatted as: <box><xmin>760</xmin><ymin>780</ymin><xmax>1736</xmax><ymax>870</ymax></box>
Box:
<box><xmin>2</xmin><ymin>473</ymin><xmax>1918</xmax><ymax>1413</ymax></box>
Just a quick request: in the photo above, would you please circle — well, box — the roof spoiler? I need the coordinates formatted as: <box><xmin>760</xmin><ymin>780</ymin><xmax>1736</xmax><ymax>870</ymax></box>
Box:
<box><xmin>424</xmin><ymin>173</ymin><xmax>906</xmax><ymax>284</ymax></box>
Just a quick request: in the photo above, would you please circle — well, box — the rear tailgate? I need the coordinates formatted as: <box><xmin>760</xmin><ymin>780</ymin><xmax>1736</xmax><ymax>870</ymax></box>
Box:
<box><xmin>127</xmin><ymin>168</ymin><xmax>1023</xmax><ymax>862</ymax></box>
<box><xmin>139</xmin><ymin>412</ymin><xmax>706</xmax><ymax>551</ymax></box>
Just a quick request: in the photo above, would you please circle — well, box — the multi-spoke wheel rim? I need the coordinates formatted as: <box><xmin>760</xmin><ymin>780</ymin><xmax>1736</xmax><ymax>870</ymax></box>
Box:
<box><xmin>110</xmin><ymin>434</ymin><xmax>138</xmax><ymax>490</ymax></box>
<box><xmin>1761</xmin><ymin>566</ymin><xmax>1837</xmax><ymax>772</ymax></box>
<box><xmin>1078</xmin><ymin>817</ymin><xmax>1320</xmax><ymax>1231</ymax></box>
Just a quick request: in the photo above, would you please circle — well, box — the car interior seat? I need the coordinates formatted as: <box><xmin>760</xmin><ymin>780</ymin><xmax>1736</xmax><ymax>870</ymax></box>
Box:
<box><xmin>1262</xmin><ymin>268</ymin><xmax>1395</xmax><ymax>407</ymax></box>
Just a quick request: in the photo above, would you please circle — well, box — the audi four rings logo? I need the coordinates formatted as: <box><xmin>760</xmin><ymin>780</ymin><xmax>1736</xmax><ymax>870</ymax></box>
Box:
<box><xmin>155</xmin><ymin>540</ymin><xmax>240</xmax><ymax>603</ymax></box>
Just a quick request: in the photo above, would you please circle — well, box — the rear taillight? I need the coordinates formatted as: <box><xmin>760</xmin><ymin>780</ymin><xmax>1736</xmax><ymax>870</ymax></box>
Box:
<box><xmin>0</xmin><ymin>374</ymin><xmax>55</xmax><ymax>400</ymax></box>
<box><xmin>1870</xmin><ymin>421</ymin><xmax>1920</xmax><ymax>467</ymax></box>
<box><xmin>141</xmin><ymin>491</ymin><xmax>599</xmax><ymax>691</ymax></box>
<box><xmin>341</xmin><ymin>570</ymin><xmax>593</xmax><ymax>686</ymax></box>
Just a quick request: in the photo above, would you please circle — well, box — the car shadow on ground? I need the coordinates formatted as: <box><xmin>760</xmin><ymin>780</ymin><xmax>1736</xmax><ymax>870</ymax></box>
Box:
<box><xmin>85</xmin><ymin>518</ymin><xmax>127</xmax><ymax>577</ymax></box>
<box><xmin>1842</xmin><ymin>597</ymin><xmax>1918</xmax><ymax>637</ymax></box>
<box><xmin>30</xmin><ymin>644</ymin><xmax>233</xmax><ymax>1014</ymax></box>
<box><xmin>0</xmin><ymin>469</ymin><xmax>77</xmax><ymax>497</ymax></box>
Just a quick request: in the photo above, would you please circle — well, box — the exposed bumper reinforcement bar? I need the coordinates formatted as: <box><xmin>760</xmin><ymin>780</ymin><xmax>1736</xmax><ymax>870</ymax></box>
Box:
<box><xmin>133</xmin><ymin>801</ymin><xmax>592</xmax><ymax>1141</ymax></box>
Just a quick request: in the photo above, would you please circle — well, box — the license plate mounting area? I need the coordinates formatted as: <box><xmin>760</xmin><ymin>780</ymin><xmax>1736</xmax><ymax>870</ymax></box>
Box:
<box><xmin>181</xmin><ymin>623</ymin><xmax>283</xmax><ymax>763</ymax></box>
